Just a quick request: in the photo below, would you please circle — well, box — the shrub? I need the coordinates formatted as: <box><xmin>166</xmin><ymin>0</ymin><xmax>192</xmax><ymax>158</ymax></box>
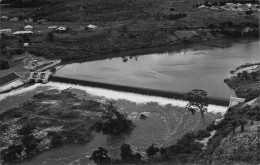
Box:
<box><xmin>163</xmin><ymin>13</ymin><xmax>187</xmax><ymax>20</ymax></box>
<box><xmin>18</xmin><ymin>123</ymin><xmax>36</xmax><ymax>135</ymax></box>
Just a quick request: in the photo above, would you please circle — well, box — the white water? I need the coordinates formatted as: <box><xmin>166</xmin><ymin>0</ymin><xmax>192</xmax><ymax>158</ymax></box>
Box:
<box><xmin>0</xmin><ymin>82</ymin><xmax>228</xmax><ymax>114</ymax></box>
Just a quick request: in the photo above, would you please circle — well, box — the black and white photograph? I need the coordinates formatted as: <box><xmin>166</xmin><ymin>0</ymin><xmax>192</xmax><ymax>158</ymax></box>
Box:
<box><xmin>0</xmin><ymin>0</ymin><xmax>260</xmax><ymax>164</ymax></box>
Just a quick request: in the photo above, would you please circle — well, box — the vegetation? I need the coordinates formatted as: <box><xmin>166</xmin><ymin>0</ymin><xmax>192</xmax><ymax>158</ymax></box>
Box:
<box><xmin>0</xmin><ymin>91</ymin><xmax>134</xmax><ymax>164</ymax></box>
<box><xmin>185</xmin><ymin>89</ymin><xmax>208</xmax><ymax>127</ymax></box>
<box><xmin>224</xmin><ymin>64</ymin><xmax>260</xmax><ymax>101</ymax></box>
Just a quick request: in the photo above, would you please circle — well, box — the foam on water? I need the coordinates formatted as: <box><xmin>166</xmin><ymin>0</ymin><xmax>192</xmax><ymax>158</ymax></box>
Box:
<box><xmin>0</xmin><ymin>82</ymin><xmax>228</xmax><ymax>114</ymax></box>
<box><xmin>45</xmin><ymin>82</ymin><xmax>228</xmax><ymax>114</ymax></box>
<box><xmin>0</xmin><ymin>84</ymin><xmax>43</xmax><ymax>102</ymax></box>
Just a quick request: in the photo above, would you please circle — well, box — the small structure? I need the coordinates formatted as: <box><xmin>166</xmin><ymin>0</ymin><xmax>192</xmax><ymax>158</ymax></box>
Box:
<box><xmin>48</xmin><ymin>25</ymin><xmax>58</xmax><ymax>29</ymax></box>
<box><xmin>24</xmin><ymin>43</ymin><xmax>29</xmax><ymax>47</ymax></box>
<box><xmin>56</xmin><ymin>26</ymin><xmax>66</xmax><ymax>32</ymax></box>
<box><xmin>29</xmin><ymin>71</ymin><xmax>52</xmax><ymax>84</ymax></box>
<box><xmin>38</xmin><ymin>19</ymin><xmax>47</xmax><ymax>24</ymax></box>
<box><xmin>10</xmin><ymin>17</ymin><xmax>19</xmax><ymax>21</ymax></box>
<box><xmin>228</xmin><ymin>97</ymin><xmax>246</xmax><ymax>108</ymax></box>
<box><xmin>13</xmin><ymin>31</ymin><xmax>34</xmax><ymax>35</ymax></box>
<box><xmin>0</xmin><ymin>72</ymin><xmax>24</xmax><ymax>93</ymax></box>
<box><xmin>24</xmin><ymin>25</ymin><xmax>33</xmax><ymax>31</ymax></box>
<box><xmin>0</xmin><ymin>16</ymin><xmax>9</xmax><ymax>20</ymax></box>
<box><xmin>87</xmin><ymin>24</ymin><xmax>97</xmax><ymax>30</ymax></box>
<box><xmin>0</xmin><ymin>29</ymin><xmax>12</xmax><ymax>34</ymax></box>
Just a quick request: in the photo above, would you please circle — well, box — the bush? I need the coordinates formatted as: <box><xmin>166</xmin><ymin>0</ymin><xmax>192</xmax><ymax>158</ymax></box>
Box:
<box><xmin>18</xmin><ymin>123</ymin><xmax>36</xmax><ymax>135</ymax></box>
<box><xmin>128</xmin><ymin>33</ymin><xmax>136</xmax><ymax>39</ymax></box>
<box><xmin>163</xmin><ymin>13</ymin><xmax>187</xmax><ymax>20</ymax></box>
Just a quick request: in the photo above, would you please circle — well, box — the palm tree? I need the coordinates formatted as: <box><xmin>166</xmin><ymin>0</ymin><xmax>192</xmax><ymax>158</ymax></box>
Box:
<box><xmin>185</xmin><ymin>89</ymin><xmax>208</xmax><ymax>128</ymax></box>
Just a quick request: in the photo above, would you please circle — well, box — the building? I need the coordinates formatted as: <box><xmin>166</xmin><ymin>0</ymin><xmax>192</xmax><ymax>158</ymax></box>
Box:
<box><xmin>13</xmin><ymin>31</ymin><xmax>34</xmax><ymax>35</ymax></box>
<box><xmin>0</xmin><ymin>16</ymin><xmax>9</xmax><ymax>20</ymax></box>
<box><xmin>48</xmin><ymin>25</ymin><xmax>58</xmax><ymax>29</ymax></box>
<box><xmin>56</xmin><ymin>26</ymin><xmax>66</xmax><ymax>31</ymax></box>
<box><xmin>0</xmin><ymin>29</ymin><xmax>12</xmax><ymax>34</ymax></box>
<box><xmin>87</xmin><ymin>24</ymin><xmax>98</xmax><ymax>30</ymax></box>
<box><xmin>24</xmin><ymin>25</ymin><xmax>33</xmax><ymax>31</ymax></box>
<box><xmin>10</xmin><ymin>17</ymin><xmax>19</xmax><ymax>21</ymax></box>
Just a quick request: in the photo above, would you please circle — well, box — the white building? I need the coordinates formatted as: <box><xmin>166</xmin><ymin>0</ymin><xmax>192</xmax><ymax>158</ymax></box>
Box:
<box><xmin>0</xmin><ymin>29</ymin><xmax>12</xmax><ymax>34</ymax></box>
<box><xmin>48</xmin><ymin>25</ymin><xmax>58</xmax><ymax>29</ymax></box>
<box><xmin>56</xmin><ymin>26</ymin><xmax>66</xmax><ymax>31</ymax></box>
<box><xmin>87</xmin><ymin>24</ymin><xmax>98</xmax><ymax>30</ymax></box>
<box><xmin>0</xmin><ymin>16</ymin><xmax>9</xmax><ymax>20</ymax></box>
<box><xmin>13</xmin><ymin>31</ymin><xmax>34</xmax><ymax>35</ymax></box>
<box><xmin>24</xmin><ymin>25</ymin><xmax>33</xmax><ymax>31</ymax></box>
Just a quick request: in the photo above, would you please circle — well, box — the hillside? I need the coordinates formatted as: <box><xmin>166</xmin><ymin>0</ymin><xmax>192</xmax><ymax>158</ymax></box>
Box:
<box><xmin>1</xmin><ymin>0</ymin><xmax>259</xmax><ymax>61</ymax></box>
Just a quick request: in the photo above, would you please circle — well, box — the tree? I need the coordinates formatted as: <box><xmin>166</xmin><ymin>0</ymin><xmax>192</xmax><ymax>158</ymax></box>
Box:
<box><xmin>89</xmin><ymin>147</ymin><xmax>111</xmax><ymax>164</ymax></box>
<box><xmin>1</xmin><ymin>145</ymin><xmax>22</xmax><ymax>163</ymax></box>
<box><xmin>21</xmin><ymin>135</ymin><xmax>38</xmax><ymax>154</ymax></box>
<box><xmin>18</xmin><ymin>123</ymin><xmax>36</xmax><ymax>135</ymax></box>
<box><xmin>239</xmin><ymin>120</ymin><xmax>247</xmax><ymax>132</ymax></box>
<box><xmin>120</xmin><ymin>144</ymin><xmax>133</xmax><ymax>161</ymax></box>
<box><xmin>185</xmin><ymin>89</ymin><xmax>208</xmax><ymax>127</ymax></box>
<box><xmin>231</xmin><ymin>120</ymin><xmax>238</xmax><ymax>134</ymax></box>
<box><xmin>245</xmin><ymin>9</ymin><xmax>254</xmax><ymax>18</ymax></box>
<box><xmin>146</xmin><ymin>144</ymin><xmax>159</xmax><ymax>158</ymax></box>
<box><xmin>120</xmin><ymin>144</ymin><xmax>142</xmax><ymax>162</ymax></box>
<box><xmin>47</xmin><ymin>32</ymin><xmax>54</xmax><ymax>42</ymax></box>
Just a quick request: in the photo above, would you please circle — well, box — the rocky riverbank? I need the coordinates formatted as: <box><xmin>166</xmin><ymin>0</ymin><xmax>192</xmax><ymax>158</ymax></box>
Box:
<box><xmin>224</xmin><ymin>63</ymin><xmax>260</xmax><ymax>101</ymax></box>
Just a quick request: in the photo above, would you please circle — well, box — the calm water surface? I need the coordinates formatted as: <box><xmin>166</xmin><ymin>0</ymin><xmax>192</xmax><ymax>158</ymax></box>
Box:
<box><xmin>55</xmin><ymin>39</ymin><xmax>260</xmax><ymax>99</ymax></box>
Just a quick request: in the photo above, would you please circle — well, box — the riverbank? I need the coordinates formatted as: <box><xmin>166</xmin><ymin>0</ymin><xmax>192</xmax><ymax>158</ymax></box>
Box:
<box><xmin>224</xmin><ymin>62</ymin><xmax>260</xmax><ymax>101</ymax></box>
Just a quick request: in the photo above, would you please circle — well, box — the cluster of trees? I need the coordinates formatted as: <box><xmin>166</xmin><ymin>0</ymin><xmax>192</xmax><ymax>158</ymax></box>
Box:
<box><xmin>1</xmin><ymin>123</ymin><xmax>38</xmax><ymax>163</ymax></box>
<box><xmin>237</xmin><ymin>70</ymin><xmax>260</xmax><ymax>81</ymax></box>
<box><xmin>89</xmin><ymin>144</ymin><xmax>143</xmax><ymax>164</ymax></box>
<box><xmin>94</xmin><ymin>102</ymin><xmax>134</xmax><ymax>135</ymax></box>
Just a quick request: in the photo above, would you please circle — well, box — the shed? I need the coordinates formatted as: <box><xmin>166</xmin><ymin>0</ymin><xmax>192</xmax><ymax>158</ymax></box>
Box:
<box><xmin>0</xmin><ymin>16</ymin><xmax>9</xmax><ymax>20</ymax></box>
<box><xmin>87</xmin><ymin>24</ymin><xmax>97</xmax><ymax>30</ymax></box>
<box><xmin>13</xmin><ymin>31</ymin><xmax>34</xmax><ymax>35</ymax></box>
<box><xmin>0</xmin><ymin>29</ymin><xmax>12</xmax><ymax>34</ymax></box>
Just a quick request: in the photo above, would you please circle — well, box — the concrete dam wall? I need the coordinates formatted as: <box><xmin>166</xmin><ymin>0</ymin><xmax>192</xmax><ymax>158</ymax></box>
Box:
<box><xmin>50</xmin><ymin>76</ymin><xmax>230</xmax><ymax>106</ymax></box>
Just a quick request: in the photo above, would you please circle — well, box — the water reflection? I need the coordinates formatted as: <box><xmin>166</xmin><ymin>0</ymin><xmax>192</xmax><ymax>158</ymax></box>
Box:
<box><xmin>55</xmin><ymin>39</ymin><xmax>259</xmax><ymax>99</ymax></box>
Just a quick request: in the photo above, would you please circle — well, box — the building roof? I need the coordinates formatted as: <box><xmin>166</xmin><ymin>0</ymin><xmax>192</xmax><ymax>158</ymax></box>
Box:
<box><xmin>13</xmin><ymin>31</ymin><xmax>34</xmax><ymax>35</ymax></box>
<box><xmin>24</xmin><ymin>25</ymin><xmax>33</xmax><ymax>29</ymax></box>
<box><xmin>48</xmin><ymin>26</ymin><xmax>58</xmax><ymax>29</ymax></box>
<box><xmin>87</xmin><ymin>24</ymin><xmax>97</xmax><ymax>29</ymax></box>
<box><xmin>0</xmin><ymin>29</ymin><xmax>12</xmax><ymax>32</ymax></box>
<box><xmin>0</xmin><ymin>72</ymin><xmax>20</xmax><ymax>87</ymax></box>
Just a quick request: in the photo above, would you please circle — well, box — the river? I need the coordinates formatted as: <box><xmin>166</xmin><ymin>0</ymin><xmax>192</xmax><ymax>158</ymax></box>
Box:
<box><xmin>55</xmin><ymin>39</ymin><xmax>260</xmax><ymax>99</ymax></box>
<box><xmin>2</xmin><ymin>39</ymin><xmax>259</xmax><ymax>165</ymax></box>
